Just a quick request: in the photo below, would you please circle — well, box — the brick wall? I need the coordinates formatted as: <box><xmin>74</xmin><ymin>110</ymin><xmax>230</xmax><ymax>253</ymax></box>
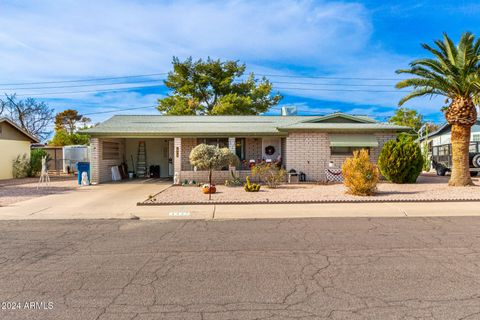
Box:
<box><xmin>180</xmin><ymin>138</ymin><xmax>197</xmax><ymax>171</ymax></box>
<box><xmin>285</xmin><ymin>132</ymin><xmax>397</xmax><ymax>182</ymax></box>
<box><xmin>90</xmin><ymin>138</ymin><xmax>125</xmax><ymax>184</ymax></box>
<box><xmin>179</xmin><ymin>170</ymin><xmax>232</xmax><ymax>184</ymax></box>
<box><xmin>285</xmin><ymin>132</ymin><xmax>330</xmax><ymax>181</ymax></box>
<box><xmin>90</xmin><ymin>132</ymin><xmax>397</xmax><ymax>184</ymax></box>
<box><xmin>245</xmin><ymin>138</ymin><xmax>262</xmax><ymax>161</ymax></box>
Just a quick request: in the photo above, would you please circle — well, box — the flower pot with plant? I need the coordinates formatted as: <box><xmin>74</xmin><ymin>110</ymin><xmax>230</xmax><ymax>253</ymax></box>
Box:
<box><xmin>202</xmin><ymin>184</ymin><xmax>216</xmax><ymax>194</ymax></box>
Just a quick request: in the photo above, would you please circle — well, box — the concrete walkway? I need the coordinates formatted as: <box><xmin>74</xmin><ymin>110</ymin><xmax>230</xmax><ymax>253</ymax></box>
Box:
<box><xmin>1</xmin><ymin>180</ymin><xmax>480</xmax><ymax>220</ymax></box>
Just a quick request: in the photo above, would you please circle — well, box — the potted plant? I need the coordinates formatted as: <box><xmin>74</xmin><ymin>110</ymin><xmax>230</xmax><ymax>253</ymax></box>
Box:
<box><xmin>201</xmin><ymin>183</ymin><xmax>216</xmax><ymax>194</ymax></box>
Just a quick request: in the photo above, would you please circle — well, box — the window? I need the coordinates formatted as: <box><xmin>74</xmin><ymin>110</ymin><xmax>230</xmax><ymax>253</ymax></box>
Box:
<box><xmin>330</xmin><ymin>147</ymin><xmax>370</xmax><ymax>155</ymax></box>
<box><xmin>197</xmin><ymin>138</ymin><xmax>228</xmax><ymax>148</ymax></box>
<box><xmin>470</xmin><ymin>143</ymin><xmax>479</xmax><ymax>153</ymax></box>
<box><xmin>438</xmin><ymin>145</ymin><xmax>449</xmax><ymax>156</ymax></box>
<box><xmin>102</xmin><ymin>141</ymin><xmax>120</xmax><ymax>160</ymax></box>
<box><xmin>473</xmin><ymin>134</ymin><xmax>480</xmax><ymax>142</ymax></box>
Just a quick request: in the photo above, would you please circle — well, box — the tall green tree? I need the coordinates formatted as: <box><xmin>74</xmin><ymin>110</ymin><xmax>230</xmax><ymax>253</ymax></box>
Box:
<box><xmin>51</xmin><ymin>109</ymin><xmax>91</xmax><ymax>146</ymax></box>
<box><xmin>396</xmin><ymin>32</ymin><xmax>480</xmax><ymax>186</ymax></box>
<box><xmin>388</xmin><ymin>107</ymin><xmax>424</xmax><ymax>133</ymax></box>
<box><xmin>157</xmin><ymin>57</ymin><xmax>282</xmax><ymax>115</ymax></box>
<box><xmin>55</xmin><ymin>109</ymin><xmax>91</xmax><ymax>134</ymax></box>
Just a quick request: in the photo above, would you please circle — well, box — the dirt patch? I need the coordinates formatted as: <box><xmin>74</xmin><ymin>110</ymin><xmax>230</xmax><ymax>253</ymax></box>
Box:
<box><xmin>0</xmin><ymin>176</ymin><xmax>78</xmax><ymax>206</ymax></box>
<box><xmin>140</xmin><ymin>174</ymin><xmax>480</xmax><ymax>205</ymax></box>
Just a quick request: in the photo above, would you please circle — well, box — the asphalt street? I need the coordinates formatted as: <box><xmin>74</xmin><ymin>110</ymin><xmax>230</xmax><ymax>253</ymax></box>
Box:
<box><xmin>1</xmin><ymin>217</ymin><xmax>480</xmax><ymax>320</ymax></box>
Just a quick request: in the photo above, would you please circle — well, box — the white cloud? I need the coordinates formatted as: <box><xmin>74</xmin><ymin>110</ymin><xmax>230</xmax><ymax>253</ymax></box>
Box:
<box><xmin>0</xmin><ymin>0</ymin><xmax>442</xmax><ymax>120</ymax></box>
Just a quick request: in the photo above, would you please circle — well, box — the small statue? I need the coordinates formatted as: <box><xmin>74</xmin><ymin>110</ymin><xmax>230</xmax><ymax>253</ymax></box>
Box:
<box><xmin>37</xmin><ymin>156</ymin><xmax>50</xmax><ymax>189</ymax></box>
<box><xmin>81</xmin><ymin>171</ymin><xmax>90</xmax><ymax>186</ymax></box>
<box><xmin>173</xmin><ymin>172</ymin><xmax>180</xmax><ymax>185</ymax></box>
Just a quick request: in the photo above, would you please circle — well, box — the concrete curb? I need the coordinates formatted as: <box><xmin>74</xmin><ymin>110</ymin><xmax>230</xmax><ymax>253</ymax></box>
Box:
<box><xmin>138</xmin><ymin>197</ymin><xmax>480</xmax><ymax>206</ymax></box>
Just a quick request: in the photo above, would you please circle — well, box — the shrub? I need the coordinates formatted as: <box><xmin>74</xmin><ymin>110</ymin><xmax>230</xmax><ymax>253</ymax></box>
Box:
<box><xmin>29</xmin><ymin>149</ymin><xmax>51</xmax><ymax>177</ymax></box>
<box><xmin>244</xmin><ymin>176</ymin><xmax>261</xmax><ymax>192</ymax></box>
<box><xmin>341</xmin><ymin>149</ymin><xmax>379</xmax><ymax>196</ymax></box>
<box><xmin>378</xmin><ymin>136</ymin><xmax>424</xmax><ymax>183</ymax></box>
<box><xmin>225</xmin><ymin>170</ymin><xmax>242</xmax><ymax>187</ymax></box>
<box><xmin>251</xmin><ymin>162</ymin><xmax>286</xmax><ymax>188</ymax></box>
<box><xmin>12</xmin><ymin>154</ymin><xmax>30</xmax><ymax>178</ymax></box>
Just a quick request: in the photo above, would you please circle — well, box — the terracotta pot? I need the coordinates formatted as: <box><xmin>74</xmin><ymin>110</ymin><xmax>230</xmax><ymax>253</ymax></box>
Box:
<box><xmin>202</xmin><ymin>186</ymin><xmax>216</xmax><ymax>194</ymax></box>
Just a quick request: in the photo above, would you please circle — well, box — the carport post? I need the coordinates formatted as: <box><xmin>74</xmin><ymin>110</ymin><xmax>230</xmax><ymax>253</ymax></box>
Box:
<box><xmin>228</xmin><ymin>137</ymin><xmax>237</xmax><ymax>173</ymax></box>
<box><xmin>174</xmin><ymin>137</ymin><xmax>182</xmax><ymax>184</ymax></box>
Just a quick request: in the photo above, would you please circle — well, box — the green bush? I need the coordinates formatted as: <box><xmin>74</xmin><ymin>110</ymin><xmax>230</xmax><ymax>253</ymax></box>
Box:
<box><xmin>29</xmin><ymin>149</ymin><xmax>50</xmax><ymax>177</ymax></box>
<box><xmin>251</xmin><ymin>162</ymin><xmax>286</xmax><ymax>188</ymax></box>
<box><xmin>225</xmin><ymin>170</ymin><xmax>242</xmax><ymax>187</ymax></box>
<box><xmin>12</xmin><ymin>154</ymin><xmax>30</xmax><ymax>178</ymax></box>
<box><xmin>378</xmin><ymin>136</ymin><xmax>424</xmax><ymax>183</ymax></box>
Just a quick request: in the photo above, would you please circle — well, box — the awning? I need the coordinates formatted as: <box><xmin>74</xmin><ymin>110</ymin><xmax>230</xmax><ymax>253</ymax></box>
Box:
<box><xmin>329</xmin><ymin>134</ymin><xmax>379</xmax><ymax>147</ymax></box>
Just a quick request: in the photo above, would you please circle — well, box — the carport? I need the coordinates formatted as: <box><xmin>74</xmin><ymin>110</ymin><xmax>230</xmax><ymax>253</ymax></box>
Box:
<box><xmin>89</xmin><ymin>137</ymin><xmax>174</xmax><ymax>184</ymax></box>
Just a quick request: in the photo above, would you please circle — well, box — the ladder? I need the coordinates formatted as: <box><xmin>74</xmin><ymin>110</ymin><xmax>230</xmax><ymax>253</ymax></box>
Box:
<box><xmin>136</xmin><ymin>141</ymin><xmax>147</xmax><ymax>177</ymax></box>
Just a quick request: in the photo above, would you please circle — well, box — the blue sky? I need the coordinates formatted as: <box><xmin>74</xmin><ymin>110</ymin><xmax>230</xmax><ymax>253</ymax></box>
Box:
<box><xmin>1</xmin><ymin>0</ymin><xmax>480</xmax><ymax>126</ymax></box>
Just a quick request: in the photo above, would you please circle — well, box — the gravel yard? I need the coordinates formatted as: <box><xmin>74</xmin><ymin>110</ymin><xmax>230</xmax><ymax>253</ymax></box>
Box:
<box><xmin>143</xmin><ymin>173</ymin><xmax>480</xmax><ymax>205</ymax></box>
<box><xmin>0</xmin><ymin>176</ymin><xmax>78</xmax><ymax>206</ymax></box>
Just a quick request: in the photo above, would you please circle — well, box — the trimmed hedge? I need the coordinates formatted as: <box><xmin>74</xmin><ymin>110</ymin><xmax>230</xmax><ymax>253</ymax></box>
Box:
<box><xmin>378</xmin><ymin>136</ymin><xmax>424</xmax><ymax>183</ymax></box>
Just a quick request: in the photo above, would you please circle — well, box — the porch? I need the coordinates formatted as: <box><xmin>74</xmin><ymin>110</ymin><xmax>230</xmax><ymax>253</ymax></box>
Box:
<box><xmin>175</xmin><ymin>137</ymin><xmax>286</xmax><ymax>184</ymax></box>
<box><xmin>89</xmin><ymin>136</ymin><xmax>286</xmax><ymax>184</ymax></box>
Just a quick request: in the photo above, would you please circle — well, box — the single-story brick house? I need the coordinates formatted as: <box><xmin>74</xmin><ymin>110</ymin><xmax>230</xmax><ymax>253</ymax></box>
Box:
<box><xmin>82</xmin><ymin>112</ymin><xmax>409</xmax><ymax>184</ymax></box>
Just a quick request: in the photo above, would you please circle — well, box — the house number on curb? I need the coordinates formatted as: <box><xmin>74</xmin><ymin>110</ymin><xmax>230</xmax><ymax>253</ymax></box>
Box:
<box><xmin>168</xmin><ymin>211</ymin><xmax>191</xmax><ymax>217</ymax></box>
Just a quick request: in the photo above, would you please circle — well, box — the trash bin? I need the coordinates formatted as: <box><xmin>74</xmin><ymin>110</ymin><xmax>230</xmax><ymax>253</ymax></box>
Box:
<box><xmin>77</xmin><ymin>162</ymin><xmax>90</xmax><ymax>185</ymax></box>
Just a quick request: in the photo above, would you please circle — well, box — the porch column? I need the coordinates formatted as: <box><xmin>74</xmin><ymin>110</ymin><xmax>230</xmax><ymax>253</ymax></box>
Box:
<box><xmin>228</xmin><ymin>137</ymin><xmax>236</xmax><ymax>172</ymax></box>
<box><xmin>90</xmin><ymin>138</ymin><xmax>100</xmax><ymax>184</ymax></box>
<box><xmin>173</xmin><ymin>137</ymin><xmax>182</xmax><ymax>184</ymax></box>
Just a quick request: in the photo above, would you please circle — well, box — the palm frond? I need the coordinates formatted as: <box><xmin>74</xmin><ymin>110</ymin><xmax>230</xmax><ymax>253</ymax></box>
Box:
<box><xmin>443</xmin><ymin>33</ymin><xmax>459</xmax><ymax>65</ymax></box>
<box><xmin>398</xmin><ymin>88</ymin><xmax>440</xmax><ymax>106</ymax></box>
<box><xmin>395</xmin><ymin>32</ymin><xmax>480</xmax><ymax>105</ymax></box>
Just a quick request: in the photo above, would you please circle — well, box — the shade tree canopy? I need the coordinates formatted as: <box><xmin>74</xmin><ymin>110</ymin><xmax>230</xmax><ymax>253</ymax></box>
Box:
<box><xmin>157</xmin><ymin>57</ymin><xmax>282</xmax><ymax>115</ymax></box>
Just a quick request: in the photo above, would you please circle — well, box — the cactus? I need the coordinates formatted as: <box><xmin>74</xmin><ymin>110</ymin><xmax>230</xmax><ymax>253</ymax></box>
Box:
<box><xmin>244</xmin><ymin>176</ymin><xmax>261</xmax><ymax>192</ymax></box>
<box><xmin>225</xmin><ymin>169</ymin><xmax>242</xmax><ymax>186</ymax></box>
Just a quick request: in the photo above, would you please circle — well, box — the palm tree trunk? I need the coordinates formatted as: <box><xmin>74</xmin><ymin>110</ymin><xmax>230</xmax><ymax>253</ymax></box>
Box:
<box><xmin>449</xmin><ymin>124</ymin><xmax>474</xmax><ymax>186</ymax></box>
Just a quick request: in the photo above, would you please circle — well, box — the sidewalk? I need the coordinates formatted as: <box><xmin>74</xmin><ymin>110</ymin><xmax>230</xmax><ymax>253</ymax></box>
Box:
<box><xmin>1</xmin><ymin>185</ymin><xmax>480</xmax><ymax>220</ymax></box>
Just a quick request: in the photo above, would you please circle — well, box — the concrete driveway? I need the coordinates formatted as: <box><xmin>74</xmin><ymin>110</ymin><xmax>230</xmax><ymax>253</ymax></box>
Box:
<box><xmin>0</xmin><ymin>180</ymin><xmax>188</xmax><ymax>220</ymax></box>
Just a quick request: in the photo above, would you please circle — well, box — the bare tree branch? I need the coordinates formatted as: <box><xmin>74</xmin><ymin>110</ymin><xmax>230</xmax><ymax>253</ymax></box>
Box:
<box><xmin>1</xmin><ymin>94</ymin><xmax>54</xmax><ymax>141</ymax></box>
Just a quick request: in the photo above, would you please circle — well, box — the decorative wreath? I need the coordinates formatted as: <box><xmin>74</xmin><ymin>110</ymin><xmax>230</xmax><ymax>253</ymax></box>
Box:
<box><xmin>327</xmin><ymin>169</ymin><xmax>342</xmax><ymax>176</ymax></box>
<box><xmin>265</xmin><ymin>145</ymin><xmax>276</xmax><ymax>156</ymax></box>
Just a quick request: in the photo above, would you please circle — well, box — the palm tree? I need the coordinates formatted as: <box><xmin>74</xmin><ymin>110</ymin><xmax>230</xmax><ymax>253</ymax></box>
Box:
<box><xmin>396</xmin><ymin>32</ymin><xmax>480</xmax><ymax>186</ymax></box>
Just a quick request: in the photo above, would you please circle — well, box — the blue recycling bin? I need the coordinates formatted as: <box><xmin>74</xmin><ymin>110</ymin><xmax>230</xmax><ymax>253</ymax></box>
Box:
<box><xmin>77</xmin><ymin>162</ymin><xmax>90</xmax><ymax>185</ymax></box>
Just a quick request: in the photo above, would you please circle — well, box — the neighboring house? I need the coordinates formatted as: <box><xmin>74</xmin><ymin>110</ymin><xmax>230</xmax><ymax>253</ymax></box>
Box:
<box><xmin>31</xmin><ymin>144</ymin><xmax>91</xmax><ymax>174</ymax></box>
<box><xmin>82</xmin><ymin>112</ymin><xmax>409</xmax><ymax>184</ymax></box>
<box><xmin>418</xmin><ymin>120</ymin><xmax>480</xmax><ymax>170</ymax></box>
<box><xmin>0</xmin><ymin>118</ymin><xmax>40</xmax><ymax>179</ymax></box>
<box><xmin>419</xmin><ymin>121</ymin><xmax>480</xmax><ymax>147</ymax></box>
